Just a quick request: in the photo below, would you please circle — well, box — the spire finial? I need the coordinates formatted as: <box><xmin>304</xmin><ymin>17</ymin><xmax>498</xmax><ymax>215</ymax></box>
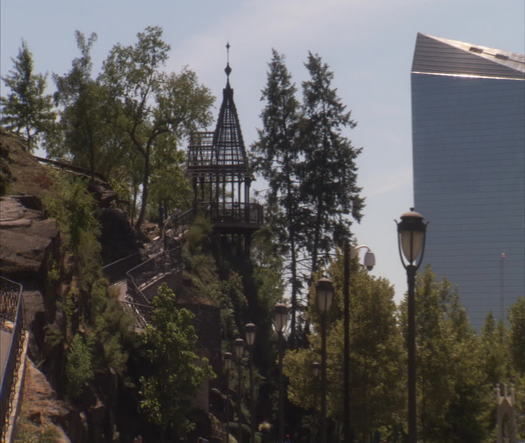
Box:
<box><xmin>225</xmin><ymin>42</ymin><xmax>232</xmax><ymax>79</ymax></box>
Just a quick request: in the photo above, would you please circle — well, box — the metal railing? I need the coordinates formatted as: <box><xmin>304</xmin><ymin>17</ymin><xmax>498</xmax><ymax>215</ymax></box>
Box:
<box><xmin>161</xmin><ymin>207</ymin><xmax>195</xmax><ymax>249</ymax></box>
<box><xmin>198</xmin><ymin>202</ymin><xmax>263</xmax><ymax>227</ymax></box>
<box><xmin>0</xmin><ymin>276</ymin><xmax>24</xmax><ymax>436</ymax></box>
<box><xmin>123</xmin><ymin>249</ymin><xmax>180</xmax><ymax>330</ymax></box>
<box><xmin>102</xmin><ymin>252</ymin><xmax>143</xmax><ymax>285</ymax></box>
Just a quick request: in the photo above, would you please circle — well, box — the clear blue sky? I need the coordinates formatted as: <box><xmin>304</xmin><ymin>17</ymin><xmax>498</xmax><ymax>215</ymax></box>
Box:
<box><xmin>2</xmin><ymin>0</ymin><xmax>524</xmax><ymax>302</ymax></box>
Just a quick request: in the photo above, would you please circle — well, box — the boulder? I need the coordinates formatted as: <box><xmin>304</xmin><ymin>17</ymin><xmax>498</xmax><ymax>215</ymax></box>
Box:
<box><xmin>0</xmin><ymin>196</ymin><xmax>58</xmax><ymax>280</ymax></box>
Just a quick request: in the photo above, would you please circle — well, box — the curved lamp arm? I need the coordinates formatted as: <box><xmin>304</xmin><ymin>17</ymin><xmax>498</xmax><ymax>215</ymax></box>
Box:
<box><xmin>351</xmin><ymin>244</ymin><xmax>376</xmax><ymax>271</ymax></box>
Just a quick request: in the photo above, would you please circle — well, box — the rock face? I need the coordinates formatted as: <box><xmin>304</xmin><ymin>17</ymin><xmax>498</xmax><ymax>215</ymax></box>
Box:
<box><xmin>0</xmin><ymin>195</ymin><xmax>59</xmax><ymax>280</ymax></box>
<box><xmin>16</xmin><ymin>359</ymin><xmax>71</xmax><ymax>442</ymax></box>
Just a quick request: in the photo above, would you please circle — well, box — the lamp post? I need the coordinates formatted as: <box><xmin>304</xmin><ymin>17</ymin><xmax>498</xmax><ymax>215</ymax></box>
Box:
<box><xmin>311</xmin><ymin>361</ymin><xmax>321</xmax><ymax>443</ymax></box>
<box><xmin>343</xmin><ymin>242</ymin><xmax>375</xmax><ymax>443</ymax></box>
<box><xmin>273</xmin><ymin>303</ymin><xmax>289</xmax><ymax>443</ymax></box>
<box><xmin>316</xmin><ymin>277</ymin><xmax>334</xmax><ymax>443</ymax></box>
<box><xmin>245</xmin><ymin>323</ymin><xmax>256</xmax><ymax>443</ymax></box>
<box><xmin>234</xmin><ymin>338</ymin><xmax>245</xmax><ymax>443</ymax></box>
<box><xmin>224</xmin><ymin>352</ymin><xmax>234</xmax><ymax>440</ymax></box>
<box><xmin>396</xmin><ymin>208</ymin><xmax>427</xmax><ymax>443</ymax></box>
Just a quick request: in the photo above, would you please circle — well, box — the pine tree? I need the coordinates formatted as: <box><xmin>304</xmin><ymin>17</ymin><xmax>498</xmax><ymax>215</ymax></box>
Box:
<box><xmin>253</xmin><ymin>49</ymin><xmax>305</xmax><ymax>344</ymax></box>
<box><xmin>1</xmin><ymin>40</ymin><xmax>56</xmax><ymax>151</ymax></box>
<box><xmin>300</xmin><ymin>52</ymin><xmax>364</xmax><ymax>280</ymax></box>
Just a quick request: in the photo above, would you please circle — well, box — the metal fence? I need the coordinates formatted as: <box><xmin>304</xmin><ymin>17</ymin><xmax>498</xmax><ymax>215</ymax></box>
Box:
<box><xmin>0</xmin><ymin>276</ymin><xmax>24</xmax><ymax>436</ymax></box>
<box><xmin>102</xmin><ymin>252</ymin><xmax>143</xmax><ymax>285</ymax></box>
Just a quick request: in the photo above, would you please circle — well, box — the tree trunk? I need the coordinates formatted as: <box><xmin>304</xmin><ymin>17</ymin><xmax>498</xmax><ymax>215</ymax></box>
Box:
<box><xmin>135</xmin><ymin>154</ymin><xmax>150</xmax><ymax>230</ymax></box>
<box><xmin>289</xmin><ymin>225</ymin><xmax>298</xmax><ymax>345</ymax></box>
<box><xmin>310</xmin><ymin>201</ymin><xmax>323</xmax><ymax>282</ymax></box>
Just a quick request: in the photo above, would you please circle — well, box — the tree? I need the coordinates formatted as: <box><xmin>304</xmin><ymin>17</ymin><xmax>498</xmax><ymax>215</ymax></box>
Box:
<box><xmin>52</xmin><ymin>31</ymin><xmax>123</xmax><ymax>178</ymax></box>
<box><xmin>139</xmin><ymin>283</ymin><xmax>214</xmax><ymax>439</ymax></box>
<box><xmin>284</xmin><ymin>258</ymin><xmax>405</xmax><ymax>441</ymax></box>
<box><xmin>480</xmin><ymin>312</ymin><xmax>511</xmax><ymax>385</ymax></box>
<box><xmin>65</xmin><ymin>333</ymin><xmax>94</xmax><ymax>399</ymax></box>
<box><xmin>401</xmin><ymin>268</ymin><xmax>491</xmax><ymax>441</ymax></box>
<box><xmin>147</xmin><ymin>135</ymin><xmax>192</xmax><ymax>223</ymax></box>
<box><xmin>0</xmin><ymin>40</ymin><xmax>56</xmax><ymax>151</ymax></box>
<box><xmin>253</xmin><ymin>49</ymin><xmax>305</xmax><ymax>344</ymax></box>
<box><xmin>508</xmin><ymin>297</ymin><xmax>525</xmax><ymax>375</ymax></box>
<box><xmin>299</xmin><ymin>52</ymin><xmax>364</xmax><ymax>280</ymax></box>
<box><xmin>99</xmin><ymin>26</ymin><xmax>214</xmax><ymax>229</ymax></box>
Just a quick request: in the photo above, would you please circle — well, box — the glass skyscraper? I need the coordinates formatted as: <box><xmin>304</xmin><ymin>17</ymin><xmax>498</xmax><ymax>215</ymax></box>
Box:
<box><xmin>411</xmin><ymin>33</ymin><xmax>525</xmax><ymax>329</ymax></box>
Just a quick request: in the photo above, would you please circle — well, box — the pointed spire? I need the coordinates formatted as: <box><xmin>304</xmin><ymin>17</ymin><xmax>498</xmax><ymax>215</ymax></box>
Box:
<box><xmin>225</xmin><ymin>42</ymin><xmax>232</xmax><ymax>82</ymax></box>
<box><xmin>213</xmin><ymin>42</ymin><xmax>247</xmax><ymax>168</ymax></box>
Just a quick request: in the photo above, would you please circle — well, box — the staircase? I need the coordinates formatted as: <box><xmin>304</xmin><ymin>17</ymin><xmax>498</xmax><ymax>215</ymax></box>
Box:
<box><xmin>104</xmin><ymin>209</ymin><xmax>194</xmax><ymax>329</ymax></box>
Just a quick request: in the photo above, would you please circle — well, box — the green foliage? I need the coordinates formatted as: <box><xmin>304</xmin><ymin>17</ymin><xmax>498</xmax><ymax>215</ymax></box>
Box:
<box><xmin>285</xmin><ymin>260</ymin><xmax>404</xmax><ymax>440</ymax></box>
<box><xmin>52</xmin><ymin>31</ymin><xmax>123</xmax><ymax>178</ymax></box>
<box><xmin>254</xmin><ymin>50</ymin><xmax>364</xmax><ymax>343</ymax></box>
<box><xmin>43</xmin><ymin>174</ymin><xmax>100</xmax><ymax>253</ymax></box>
<box><xmin>14</xmin><ymin>422</ymin><xmax>61</xmax><ymax>443</ymax></box>
<box><xmin>403</xmin><ymin>268</ymin><xmax>492</xmax><ymax>441</ymax></box>
<box><xmin>148</xmin><ymin>145</ymin><xmax>192</xmax><ymax>222</ymax></box>
<box><xmin>0</xmin><ymin>136</ymin><xmax>12</xmax><ymax>195</ymax></box>
<box><xmin>139</xmin><ymin>283</ymin><xmax>214</xmax><ymax>436</ymax></box>
<box><xmin>99</xmin><ymin>26</ymin><xmax>214</xmax><ymax>228</ymax></box>
<box><xmin>253</xmin><ymin>50</ymin><xmax>305</xmax><ymax>341</ymax></box>
<box><xmin>481</xmin><ymin>312</ymin><xmax>511</xmax><ymax>385</ymax></box>
<box><xmin>66</xmin><ymin>333</ymin><xmax>94</xmax><ymax>399</ymax></box>
<box><xmin>43</xmin><ymin>173</ymin><xmax>133</xmax><ymax>406</ymax></box>
<box><xmin>251</xmin><ymin>226</ymin><xmax>285</xmax><ymax>315</ymax></box>
<box><xmin>300</xmin><ymin>52</ymin><xmax>364</xmax><ymax>276</ymax></box>
<box><xmin>43</xmin><ymin>173</ymin><xmax>102</xmax><ymax>299</ymax></box>
<box><xmin>508</xmin><ymin>297</ymin><xmax>525</xmax><ymax>375</ymax></box>
<box><xmin>89</xmin><ymin>279</ymin><xmax>134</xmax><ymax>376</ymax></box>
<box><xmin>0</xmin><ymin>40</ymin><xmax>56</xmax><ymax>151</ymax></box>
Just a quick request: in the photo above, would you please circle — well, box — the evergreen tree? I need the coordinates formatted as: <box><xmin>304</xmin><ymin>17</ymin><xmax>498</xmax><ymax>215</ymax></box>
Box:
<box><xmin>0</xmin><ymin>40</ymin><xmax>56</xmax><ymax>151</ymax></box>
<box><xmin>253</xmin><ymin>49</ymin><xmax>305</xmax><ymax>344</ymax></box>
<box><xmin>300</xmin><ymin>52</ymin><xmax>364</xmax><ymax>280</ymax></box>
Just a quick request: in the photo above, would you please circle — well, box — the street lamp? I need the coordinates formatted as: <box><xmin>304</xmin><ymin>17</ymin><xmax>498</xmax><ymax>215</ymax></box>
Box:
<box><xmin>343</xmin><ymin>242</ymin><xmax>375</xmax><ymax>443</ymax></box>
<box><xmin>396</xmin><ymin>208</ymin><xmax>427</xmax><ymax>443</ymax></box>
<box><xmin>245</xmin><ymin>323</ymin><xmax>256</xmax><ymax>443</ymax></box>
<box><xmin>234</xmin><ymin>338</ymin><xmax>245</xmax><ymax>443</ymax></box>
<box><xmin>224</xmin><ymin>352</ymin><xmax>234</xmax><ymax>440</ymax></box>
<box><xmin>316</xmin><ymin>277</ymin><xmax>334</xmax><ymax>443</ymax></box>
<box><xmin>312</xmin><ymin>361</ymin><xmax>321</xmax><ymax>378</ymax></box>
<box><xmin>273</xmin><ymin>303</ymin><xmax>289</xmax><ymax>443</ymax></box>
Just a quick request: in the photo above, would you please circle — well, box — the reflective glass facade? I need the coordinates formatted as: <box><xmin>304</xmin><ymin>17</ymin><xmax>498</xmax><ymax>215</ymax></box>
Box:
<box><xmin>411</xmin><ymin>34</ymin><xmax>525</xmax><ymax>328</ymax></box>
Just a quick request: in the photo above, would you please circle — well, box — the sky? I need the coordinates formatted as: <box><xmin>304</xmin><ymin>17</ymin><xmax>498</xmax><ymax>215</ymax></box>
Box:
<box><xmin>2</xmin><ymin>0</ymin><xmax>524</xmax><ymax>302</ymax></box>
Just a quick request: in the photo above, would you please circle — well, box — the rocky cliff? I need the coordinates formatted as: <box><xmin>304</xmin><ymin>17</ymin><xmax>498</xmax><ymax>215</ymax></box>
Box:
<box><xmin>0</xmin><ymin>129</ymin><xmax>144</xmax><ymax>441</ymax></box>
